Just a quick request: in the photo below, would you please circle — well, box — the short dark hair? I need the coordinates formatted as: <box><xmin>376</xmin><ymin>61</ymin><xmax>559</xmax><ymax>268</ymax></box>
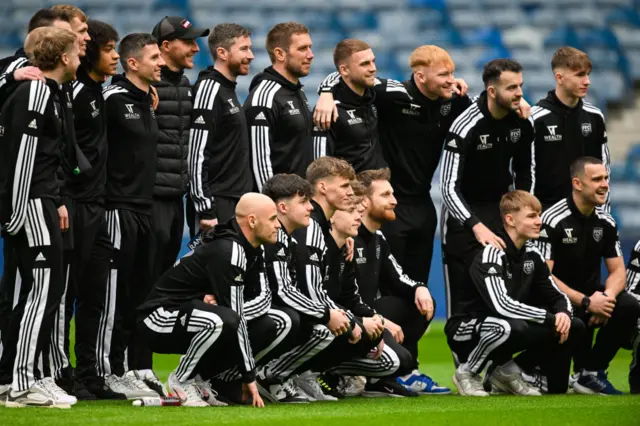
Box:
<box><xmin>82</xmin><ymin>20</ymin><xmax>119</xmax><ymax>71</ymax></box>
<box><xmin>27</xmin><ymin>8</ymin><xmax>68</xmax><ymax>33</ymax></box>
<box><xmin>570</xmin><ymin>156</ymin><xmax>603</xmax><ymax>179</ymax></box>
<box><xmin>333</xmin><ymin>38</ymin><xmax>371</xmax><ymax>68</ymax></box>
<box><xmin>265</xmin><ymin>22</ymin><xmax>309</xmax><ymax>63</ymax></box>
<box><xmin>356</xmin><ymin>168</ymin><xmax>391</xmax><ymax>196</ymax></box>
<box><xmin>262</xmin><ymin>174</ymin><xmax>313</xmax><ymax>202</ymax></box>
<box><xmin>306</xmin><ymin>157</ymin><xmax>356</xmax><ymax>188</ymax></box>
<box><xmin>208</xmin><ymin>23</ymin><xmax>251</xmax><ymax>60</ymax></box>
<box><xmin>118</xmin><ymin>33</ymin><xmax>157</xmax><ymax>71</ymax></box>
<box><xmin>482</xmin><ymin>58</ymin><xmax>523</xmax><ymax>87</ymax></box>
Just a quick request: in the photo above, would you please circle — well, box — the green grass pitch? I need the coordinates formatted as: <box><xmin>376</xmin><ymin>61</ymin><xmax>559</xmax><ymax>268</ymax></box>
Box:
<box><xmin>2</xmin><ymin>322</ymin><xmax>639</xmax><ymax>425</ymax></box>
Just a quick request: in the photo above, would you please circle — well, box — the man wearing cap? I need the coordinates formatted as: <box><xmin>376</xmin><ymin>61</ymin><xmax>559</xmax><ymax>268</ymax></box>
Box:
<box><xmin>149</xmin><ymin>16</ymin><xmax>209</xmax><ymax>284</ymax></box>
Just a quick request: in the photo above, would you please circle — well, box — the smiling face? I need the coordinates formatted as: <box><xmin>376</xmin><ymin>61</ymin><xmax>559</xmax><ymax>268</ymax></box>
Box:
<box><xmin>341</xmin><ymin>48</ymin><xmax>376</xmax><ymax>88</ymax></box>
<box><xmin>505</xmin><ymin>206</ymin><xmax>542</xmax><ymax>240</ymax></box>
<box><xmin>365</xmin><ymin>179</ymin><xmax>397</xmax><ymax>223</ymax></box>
<box><xmin>69</xmin><ymin>16</ymin><xmax>90</xmax><ymax>57</ymax></box>
<box><xmin>331</xmin><ymin>199</ymin><xmax>364</xmax><ymax>238</ymax></box>
<box><xmin>280</xmin><ymin>194</ymin><xmax>313</xmax><ymax>229</ymax></box>
<box><xmin>573</xmin><ymin>163</ymin><xmax>609</xmax><ymax>207</ymax></box>
<box><xmin>95</xmin><ymin>40</ymin><xmax>119</xmax><ymax>77</ymax></box>
<box><xmin>415</xmin><ymin>62</ymin><xmax>456</xmax><ymax>99</ymax></box>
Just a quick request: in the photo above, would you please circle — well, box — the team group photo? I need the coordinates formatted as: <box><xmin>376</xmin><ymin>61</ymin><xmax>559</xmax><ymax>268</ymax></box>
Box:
<box><xmin>0</xmin><ymin>0</ymin><xmax>639</xmax><ymax>425</ymax></box>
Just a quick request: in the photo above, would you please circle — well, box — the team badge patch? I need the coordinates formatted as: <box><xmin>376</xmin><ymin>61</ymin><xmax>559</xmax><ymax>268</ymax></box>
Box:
<box><xmin>510</xmin><ymin>129</ymin><xmax>521</xmax><ymax>143</ymax></box>
<box><xmin>180</xmin><ymin>19</ymin><xmax>192</xmax><ymax>28</ymax></box>
<box><xmin>593</xmin><ymin>227</ymin><xmax>603</xmax><ymax>242</ymax></box>
<box><xmin>581</xmin><ymin>122</ymin><xmax>592</xmax><ymax>136</ymax></box>
<box><xmin>523</xmin><ymin>260</ymin><xmax>534</xmax><ymax>275</ymax></box>
<box><xmin>440</xmin><ymin>102</ymin><xmax>451</xmax><ymax>116</ymax></box>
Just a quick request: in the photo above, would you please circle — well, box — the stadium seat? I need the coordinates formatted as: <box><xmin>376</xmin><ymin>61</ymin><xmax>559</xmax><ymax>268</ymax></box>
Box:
<box><xmin>336</xmin><ymin>11</ymin><xmax>377</xmax><ymax>31</ymax></box>
<box><xmin>502</xmin><ymin>26</ymin><xmax>546</xmax><ymax>51</ymax></box>
<box><xmin>544</xmin><ymin>26</ymin><xmax>582</xmax><ymax>48</ymax></box>
<box><xmin>451</xmin><ymin>9</ymin><xmax>487</xmax><ymax>30</ymax></box>
<box><xmin>462</xmin><ymin>27</ymin><xmax>505</xmax><ymax>47</ymax></box>
<box><xmin>606</xmin><ymin>6</ymin><xmax>640</xmax><ymax>27</ymax></box>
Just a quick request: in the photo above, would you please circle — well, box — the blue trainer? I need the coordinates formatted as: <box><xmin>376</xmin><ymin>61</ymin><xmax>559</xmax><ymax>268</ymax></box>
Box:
<box><xmin>573</xmin><ymin>371</ymin><xmax>623</xmax><ymax>395</ymax></box>
<box><xmin>396</xmin><ymin>370</ymin><xmax>452</xmax><ymax>395</ymax></box>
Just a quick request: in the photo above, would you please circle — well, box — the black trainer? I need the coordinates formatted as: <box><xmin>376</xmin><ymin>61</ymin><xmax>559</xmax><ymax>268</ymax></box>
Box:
<box><xmin>317</xmin><ymin>373</ymin><xmax>346</xmax><ymax>399</ymax></box>
<box><xmin>56</xmin><ymin>375</ymin><xmax>96</xmax><ymax>400</ymax></box>
<box><xmin>83</xmin><ymin>376</ymin><xmax>126</xmax><ymax>400</ymax></box>
<box><xmin>363</xmin><ymin>378</ymin><xmax>419</xmax><ymax>398</ymax></box>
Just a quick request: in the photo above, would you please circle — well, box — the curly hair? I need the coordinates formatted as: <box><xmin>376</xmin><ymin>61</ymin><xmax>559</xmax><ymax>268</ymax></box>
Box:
<box><xmin>81</xmin><ymin>19</ymin><xmax>119</xmax><ymax>71</ymax></box>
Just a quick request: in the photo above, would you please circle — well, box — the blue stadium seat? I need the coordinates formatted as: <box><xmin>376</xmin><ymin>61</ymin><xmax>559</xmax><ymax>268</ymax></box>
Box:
<box><xmin>591</xmin><ymin>70</ymin><xmax>626</xmax><ymax>102</ymax></box>
<box><xmin>407</xmin><ymin>0</ymin><xmax>447</xmax><ymax>9</ymax></box>
<box><xmin>606</xmin><ymin>6</ymin><xmax>640</xmax><ymax>27</ymax></box>
<box><xmin>487</xmin><ymin>7</ymin><xmax>527</xmax><ymax>30</ymax></box>
<box><xmin>544</xmin><ymin>26</ymin><xmax>582</xmax><ymax>48</ymax></box>
<box><xmin>473</xmin><ymin>47</ymin><xmax>512</xmax><ymax>69</ymax></box>
<box><xmin>578</xmin><ymin>28</ymin><xmax>620</xmax><ymax>49</ymax></box>
<box><xmin>587</xmin><ymin>47</ymin><xmax>623</xmax><ymax>70</ymax></box>
<box><xmin>451</xmin><ymin>9</ymin><xmax>487</xmax><ymax>30</ymax></box>
<box><xmin>336</xmin><ymin>11</ymin><xmax>377</xmax><ymax>31</ymax></box>
<box><xmin>530</xmin><ymin>7</ymin><xmax>567</xmax><ymax>29</ymax></box>
<box><xmin>462</xmin><ymin>27</ymin><xmax>505</xmax><ymax>47</ymax></box>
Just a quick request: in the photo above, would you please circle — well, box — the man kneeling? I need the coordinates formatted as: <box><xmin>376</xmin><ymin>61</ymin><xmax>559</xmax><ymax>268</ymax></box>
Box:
<box><xmin>446</xmin><ymin>190</ymin><xmax>584</xmax><ymax>396</ymax></box>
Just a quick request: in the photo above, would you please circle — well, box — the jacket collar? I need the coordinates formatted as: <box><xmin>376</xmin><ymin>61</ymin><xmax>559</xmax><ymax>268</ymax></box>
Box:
<box><xmin>204</xmin><ymin>67</ymin><xmax>237</xmax><ymax>89</ymax></box>
<box><xmin>567</xmin><ymin>195</ymin><xmax>597</xmax><ymax>222</ymax></box>
<box><xmin>538</xmin><ymin>90</ymin><xmax>583</xmax><ymax>116</ymax></box>
<box><xmin>231</xmin><ymin>219</ymin><xmax>262</xmax><ymax>258</ymax></box>
<box><xmin>76</xmin><ymin>66</ymin><xmax>104</xmax><ymax>88</ymax></box>
<box><xmin>160</xmin><ymin>66</ymin><xmax>185</xmax><ymax>85</ymax></box>
<box><xmin>310</xmin><ymin>199</ymin><xmax>331</xmax><ymax>232</ymax></box>
<box><xmin>334</xmin><ymin>79</ymin><xmax>375</xmax><ymax>107</ymax></box>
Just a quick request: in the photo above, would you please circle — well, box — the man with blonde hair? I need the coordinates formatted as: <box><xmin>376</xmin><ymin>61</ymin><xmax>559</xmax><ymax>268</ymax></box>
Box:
<box><xmin>446</xmin><ymin>190</ymin><xmax>583</xmax><ymax>397</ymax></box>
<box><xmin>0</xmin><ymin>26</ymin><xmax>80</xmax><ymax>408</ymax></box>
<box><xmin>528</xmin><ymin>47</ymin><xmax>611</xmax><ymax>210</ymax></box>
<box><xmin>315</xmin><ymin>45</ymin><xmax>470</xmax><ymax>303</ymax></box>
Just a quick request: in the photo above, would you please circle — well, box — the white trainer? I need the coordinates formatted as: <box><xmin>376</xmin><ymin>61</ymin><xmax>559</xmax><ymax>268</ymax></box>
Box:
<box><xmin>123</xmin><ymin>371</ymin><xmax>160</xmax><ymax>399</ymax></box>
<box><xmin>490</xmin><ymin>365</ymin><xmax>542</xmax><ymax>396</ymax></box>
<box><xmin>40</xmin><ymin>377</ymin><xmax>78</xmax><ymax>406</ymax></box>
<box><xmin>6</xmin><ymin>380</ymin><xmax>62</xmax><ymax>408</ymax></box>
<box><xmin>133</xmin><ymin>369</ymin><xmax>167</xmax><ymax>396</ymax></box>
<box><xmin>337</xmin><ymin>375</ymin><xmax>366</xmax><ymax>397</ymax></box>
<box><xmin>294</xmin><ymin>372</ymin><xmax>338</xmax><ymax>401</ymax></box>
<box><xmin>453</xmin><ymin>366</ymin><xmax>489</xmax><ymax>397</ymax></box>
<box><xmin>167</xmin><ymin>372</ymin><xmax>208</xmax><ymax>407</ymax></box>
<box><xmin>194</xmin><ymin>374</ymin><xmax>227</xmax><ymax>406</ymax></box>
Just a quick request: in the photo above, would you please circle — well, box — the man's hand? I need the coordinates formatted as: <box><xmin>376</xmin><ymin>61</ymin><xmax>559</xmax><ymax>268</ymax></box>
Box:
<box><xmin>150</xmin><ymin>85</ymin><xmax>159</xmax><ymax>110</ymax></box>
<box><xmin>313</xmin><ymin>92</ymin><xmax>337</xmax><ymax>130</ymax></box>
<box><xmin>242</xmin><ymin>381</ymin><xmax>264</xmax><ymax>408</ymax></box>
<box><xmin>327</xmin><ymin>309</ymin><xmax>350</xmax><ymax>336</ymax></box>
<box><xmin>203</xmin><ymin>294</ymin><xmax>217</xmax><ymax>305</ymax></box>
<box><xmin>58</xmin><ymin>205</ymin><xmax>69</xmax><ymax>232</ymax></box>
<box><xmin>472</xmin><ymin>222</ymin><xmax>506</xmax><ymax>249</ymax></box>
<box><xmin>384</xmin><ymin>318</ymin><xmax>404</xmax><ymax>344</ymax></box>
<box><xmin>344</xmin><ymin>237</ymin><xmax>354</xmax><ymax>262</ymax></box>
<box><xmin>588</xmin><ymin>314</ymin><xmax>608</xmax><ymax>327</ymax></box>
<box><xmin>370</xmin><ymin>339</ymin><xmax>384</xmax><ymax>360</ymax></box>
<box><xmin>349</xmin><ymin>323</ymin><xmax>362</xmax><ymax>344</ymax></box>
<box><xmin>199</xmin><ymin>218</ymin><xmax>218</xmax><ymax>231</ymax></box>
<box><xmin>415</xmin><ymin>286</ymin><xmax>434</xmax><ymax>320</ymax></box>
<box><xmin>554</xmin><ymin>312</ymin><xmax>571</xmax><ymax>344</ymax></box>
<box><xmin>362</xmin><ymin>316</ymin><xmax>384</xmax><ymax>340</ymax></box>
<box><xmin>588</xmin><ymin>291</ymin><xmax>616</xmax><ymax>318</ymax></box>
<box><xmin>14</xmin><ymin>66</ymin><xmax>45</xmax><ymax>82</ymax></box>
<box><xmin>516</xmin><ymin>98</ymin><xmax>531</xmax><ymax>119</ymax></box>
<box><xmin>452</xmin><ymin>78</ymin><xmax>469</xmax><ymax>96</ymax></box>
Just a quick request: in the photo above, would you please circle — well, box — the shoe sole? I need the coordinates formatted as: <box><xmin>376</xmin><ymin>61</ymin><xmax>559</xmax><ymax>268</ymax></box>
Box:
<box><xmin>6</xmin><ymin>400</ymin><xmax>70</xmax><ymax>408</ymax></box>
<box><xmin>453</xmin><ymin>375</ymin><xmax>489</xmax><ymax>397</ymax></box>
<box><xmin>361</xmin><ymin>391</ymin><xmax>404</xmax><ymax>398</ymax></box>
<box><xmin>572</xmin><ymin>382</ymin><xmax>605</xmax><ymax>395</ymax></box>
<box><xmin>417</xmin><ymin>390</ymin><xmax>453</xmax><ymax>395</ymax></box>
<box><xmin>490</xmin><ymin>376</ymin><xmax>540</xmax><ymax>396</ymax></box>
<box><xmin>255</xmin><ymin>382</ymin><xmax>280</xmax><ymax>404</ymax></box>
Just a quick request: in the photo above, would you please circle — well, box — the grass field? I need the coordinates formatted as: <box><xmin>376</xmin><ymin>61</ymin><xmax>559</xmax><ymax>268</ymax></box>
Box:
<box><xmin>2</xmin><ymin>322</ymin><xmax>639</xmax><ymax>425</ymax></box>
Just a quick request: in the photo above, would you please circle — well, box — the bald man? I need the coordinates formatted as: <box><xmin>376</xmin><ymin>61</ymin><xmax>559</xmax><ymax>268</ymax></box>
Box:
<box><xmin>136</xmin><ymin>193</ymin><xmax>279</xmax><ymax>407</ymax></box>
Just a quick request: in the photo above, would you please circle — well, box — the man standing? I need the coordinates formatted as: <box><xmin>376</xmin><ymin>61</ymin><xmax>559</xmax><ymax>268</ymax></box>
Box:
<box><xmin>0</xmin><ymin>27</ymin><xmax>79</xmax><ymax>408</ymax></box>
<box><xmin>315</xmin><ymin>46</ymin><xmax>471</xmax><ymax>286</ymax></box>
<box><xmin>244</xmin><ymin>22</ymin><xmax>315</xmax><ymax>191</ymax></box>
<box><xmin>537</xmin><ymin>157</ymin><xmax>640</xmax><ymax>394</ymax></box>
<box><xmin>316</xmin><ymin>39</ymin><xmax>385</xmax><ymax>173</ymax></box>
<box><xmin>149</xmin><ymin>16</ymin><xmax>209</xmax><ymax>283</ymax></box>
<box><xmin>188</xmin><ymin>23</ymin><xmax>254</xmax><ymax>231</ymax></box>
<box><xmin>529</xmin><ymin>47</ymin><xmax>610</xmax><ymax>210</ymax></box>
<box><xmin>626</xmin><ymin>240</ymin><xmax>640</xmax><ymax>393</ymax></box>
<box><xmin>440</xmin><ymin>59</ymin><xmax>534</xmax><ymax>318</ymax></box>
<box><xmin>102</xmin><ymin>33</ymin><xmax>165</xmax><ymax>397</ymax></box>
<box><xmin>353</xmin><ymin>168</ymin><xmax>450</xmax><ymax>394</ymax></box>
<box><xmin>50</xmin><ymin>20</ymin><xmax>126</xmax><ymax>400</ymax></box>
<box><xmin>447</xmin><ymin>190</ymin><xmax>582</xmax><ymax>396</ymax></box>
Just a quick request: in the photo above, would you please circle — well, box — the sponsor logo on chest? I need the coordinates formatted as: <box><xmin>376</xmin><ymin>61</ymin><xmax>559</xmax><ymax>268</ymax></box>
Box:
<box><xmin>562</xmin><ymin>228</ymin><xmax>578</xmax><ymax>244</ymax></box>
<box><xmin>287</xmin><ymin>100</ymin><xmax>301</xmax><ymax>116</ymax></box>
<box><xmin>346</xmin><ymin>109</ymin><xmax>364</xmax><ymax>125</ymax></box>
<box><xmin>124</xmin><ymin>104</ymin><xmax>140</xmax><ymax>120</ymax></box>
<box><xmin>402</xmin><ymin>103</ymin><xmax>421</xmax><ymax>116</ymax></box>
<box><xmin>90</xmin><ymin>100</ymin><xmax>100</xmax><ymax>118</ymax></box>
<box><xmin>227</xmin><ymin>98</ymin><xmax>240</xmax><ymax>114</ymax></box>
<box><xmin>477</xmin><ymin>134</ymin><xmax>492</xmax><ymax>150</ymax></box>
<box><xmin>544</xmin><ymin>125</ymin><xmax>562</xmax><ymax>142</ymax></box>
<box><xmin>356</xmin><ymin>247</ymin><xmax>367</xmax><ymax>264</ymax></box>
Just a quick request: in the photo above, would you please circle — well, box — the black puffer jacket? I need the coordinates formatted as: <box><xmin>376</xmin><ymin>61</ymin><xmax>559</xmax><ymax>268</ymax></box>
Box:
<box><xmin>152</xmin><ymin>66</ymin><xmax>193</xmax><ymax>199</ymax></box>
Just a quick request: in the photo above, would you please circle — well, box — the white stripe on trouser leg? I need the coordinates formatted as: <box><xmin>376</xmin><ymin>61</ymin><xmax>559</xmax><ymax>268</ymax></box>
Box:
<box><xmin>0</xmin><ymin>271</ymin><xmax>23</xmax><ymax>358</ymax></box>
<box><xmin>326</xmin><ymin>344</ymin><xmax>400</xmax><ymax>377</ymax></box>
<box><xmin>440</xmin><ymin>207</ymin><xmax>452</xmax><ymax>319</ymax></box>
<box><xmin>466</xmin><ymin>317</ymin><xmax>511</xmax><ymax>374</ymax></box>
<box><xmin>13</xmin><ymin>268</ymin><xmax>50</xmax><ymax>391</ymax></box>
<box><xmin>174</xmin><ymin>309</ymin><xmax>224</xmax><ymax>382</ymax></box>
<box><xmin>217</xmin><ymin>309</ymin><xmax>293</xmax><ymax>382</ymax></box>
<box><xmin>265</xmin><ymin>325</ymin><xmax>334</xmax><ymax>381</ymax></box>
<box><xmin>50</xmin><ymin>264</ymin><xmax>71</xmax><ymax>379</ymax></box>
